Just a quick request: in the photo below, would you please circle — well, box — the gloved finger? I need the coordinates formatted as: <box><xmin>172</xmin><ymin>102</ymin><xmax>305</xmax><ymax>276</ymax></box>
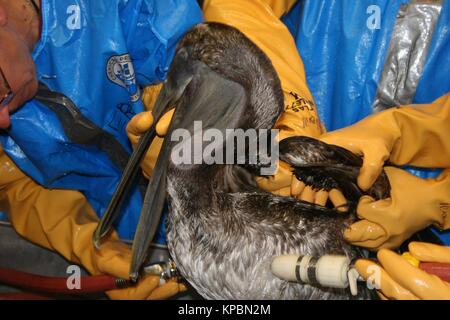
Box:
<box><xmin>126</xmin><ymin>112</ymin><xmax>154</xmax><ymax>149</ymax></box>
<box><xmin>275</xmin><ymin>161</ymin><xmax>295</xmax><ymax>187</ymax></box>
<box><xmin>314</xmin><ymin>189</ymin><xmax>328</xmax><ymax>206</ymax></box>
<box><xmin>378</xmin><ymin>249</ymin><xmax>450</xmax><ymax>300</ymax></box>
<box><xmin>126</xmin><ymin>111</ymin><xmax>154</xmax><ymax>138</ymax></box>
<box><xmin>95</xmin><ymin>240</ymin><xmax>133</xmax><ymax>279</ymax></box>
<box><xmin>255</xmin><ymin>164</ymin><xmax>292</xmax><ymax>191</ymax></box>
<box><xmin>290</xmin><ymin>176</ymin><xmax>305</xmax><ymax>197</ymax></box>
<box><xmin>358</xmin><ymin>160</ymin><xmax>384</xmax><ymax>192</ymax></box>
<box><xmin>299</xmin><ymin>185</ymin><xmax>315</xmax><ymax>203</ymax></box>
<box><xmin>328</xmin><ymin>189</ymin><xmax>348</xmax><ymax>212</ymax></box>
<box><xmin>148</xmin><ymin>278</ymin><xmax>188</xmax><ymax>300</ymax></box>
<box><xmin>255</xmin><ymin>177</ymin><xmax>276</xmax><ymax>192</ymax></box>
<box><xmin>273</xmin><ymin>186</ymin><xmax>291</xmax><ymax>197</ymax></box>
<box><xmin>256</xmin><ymin>176</ymin><xmax>288</xmax><ymax>192</ymax></box>
<box><xmin>343</xmin><ymin>220</ymin><xmax>386</xmax><ymax>248</ymax></box>
<box><xmin>141</xmin><ymin>161</ymin><xmax>154</xmax><ymax>180</ymax></box>
<box><xmin>356</xmin><ymin>195</ymin><xmax>392</xmax><ymax>222</ymax></box>
<box><xmin>142</xmin><ymin>84</ymin><xmax>163</xmax><ymax>111</ymax></box>
<box><xmin>408</xmin><ymin>242</ymin><xmax>450</xmax><ymax>263</ymax></box>
<box><xmin>357</xmin><ymin>195</ymin><xmax>375</xmax><ymax>209</ymax></box>
<box><xmin>106</xmin><ymin>275</ymin><xmax>161</xmax><ymax>300</ymax></box>
<box><xmin>355</xmin><ymin>259</ymin><xmax>418</xmax><ymax>300</ymax></box>
<box><xmin>358</xmin><ymin>148</ymin><xmax>389</xmax><ymax>191</ymax></box>
<box><xmin>156</xmin><ymin>108</ymin><xmax>175</xmax><ymax>137</ymax></box>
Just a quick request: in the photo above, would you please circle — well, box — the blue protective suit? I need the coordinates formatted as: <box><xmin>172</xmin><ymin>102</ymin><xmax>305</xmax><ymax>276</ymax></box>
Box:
<box><xmin>0</xmin><ymin>0</ymin><xmax>202</xmax><ymax>241</ymax></box>
<box><xmin>281</xmin><ymin>0</ymin><xmax>450</xmax><ymax>244</ymax></box>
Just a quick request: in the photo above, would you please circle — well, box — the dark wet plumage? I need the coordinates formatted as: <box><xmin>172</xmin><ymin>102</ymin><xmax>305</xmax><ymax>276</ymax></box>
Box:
<box><xmin>160</xmin><ymin>23</ymin><xmax>391</xmax><ymax>299</ymax></box>
<box><xmin>95</xmin><ymin>22</ymin><xmax>391</xmax><ymax>299</ymax></box>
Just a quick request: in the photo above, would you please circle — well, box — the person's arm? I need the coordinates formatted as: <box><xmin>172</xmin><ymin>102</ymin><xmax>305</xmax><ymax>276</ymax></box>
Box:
<box><xmin>203</xmin><ymin>0</ymin><xmax>321</xmax><ymax>140</ymax></box>
<box><xmin>322</xmin><ymin>94</ymin><xmax>450</xmax><ymax>190</ymax></box>
<box><xmin>0</xmin><ymin>1</ymin><xmax>40</xmax><ymax>129</ymax></box>
<box><xmin>0</xmin><ymin>148</ymin><xmax>184</xmax><ymax>299</ymax></box>
<box><xmin>319</xmin><ymin>94</ymin><xmax>450</xmax><ymax>249</ymax></box>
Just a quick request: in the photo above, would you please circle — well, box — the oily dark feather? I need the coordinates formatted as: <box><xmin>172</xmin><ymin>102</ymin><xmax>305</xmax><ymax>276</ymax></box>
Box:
<box><xmin>279</xmin><ymin>136</ymin><xmax>391</xmax><ymax>202</ymax></box>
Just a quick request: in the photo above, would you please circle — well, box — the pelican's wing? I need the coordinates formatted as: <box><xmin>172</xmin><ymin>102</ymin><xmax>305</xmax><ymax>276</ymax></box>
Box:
<box><xmin>279</xmin><ymin>136</ymin><xmax>390</xmax><ymax>203</ymax></box>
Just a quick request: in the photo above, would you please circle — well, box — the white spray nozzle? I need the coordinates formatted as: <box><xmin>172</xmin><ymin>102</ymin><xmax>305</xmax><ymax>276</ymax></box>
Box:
<box><xmin>271</xmin><ymin>254</ymin><xmax>360</xmax><ymax>296</ymax></box>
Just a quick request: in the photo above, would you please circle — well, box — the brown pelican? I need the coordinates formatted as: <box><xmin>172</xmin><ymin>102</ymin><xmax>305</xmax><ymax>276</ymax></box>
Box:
<box><xmin>94</xmin><ymin>22</ymin><xmax>390</xmax><ymax>299</ymax></box>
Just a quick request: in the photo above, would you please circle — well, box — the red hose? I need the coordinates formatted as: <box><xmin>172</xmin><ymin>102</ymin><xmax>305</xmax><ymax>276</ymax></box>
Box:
<box><xmin>419</xmin><ymin>262</ymin><xmax>450</xmax><ymax>283</ymax></box>
<box><xmin>0</xmin><ymin>293</ymin><xmax>52</xmax><ymax>300</ymax></box>
<box><xmin>0</xmin><ymin>267</ymin><xmax>125</xmax><ymax>294</ymax></box>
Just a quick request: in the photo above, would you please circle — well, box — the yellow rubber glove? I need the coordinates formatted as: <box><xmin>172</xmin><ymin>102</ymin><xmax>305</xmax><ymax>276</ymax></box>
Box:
<box><xmin>260</xmin><ymin>0</ymin><xmax>298</xmax><ymax>18</ymax></box>
<box><xmin>344</xmin><ymin>167</ymin><xmax>450</xmax><ymax>250</ymax></box>
<box><xmin>203</xmin><ymin>0</ymin><xmax>324</xmax><ymax>137</ymax></box>
<box><xmin>255</xmin><ymin>160</ymin><xmax>348</xmax><ymax>210</ymax></box>
<box><xmin>355</xmin><ymin>242</ymin><xmax>450</xmax><ymax>300</ymax></box>
<box><xmin>202</xmin><ymin>0</ymin><xmax>348</xmax><ymax>207</ymax></box>
<box><xmin>0</xmin><ymin>148</ymin><xmax>185</xmax><ymax>299</ymax></box>
<box><xmin>321</xmin><ymin>94</ymin><xmax>450</xmax><ymax>191</ymax></box>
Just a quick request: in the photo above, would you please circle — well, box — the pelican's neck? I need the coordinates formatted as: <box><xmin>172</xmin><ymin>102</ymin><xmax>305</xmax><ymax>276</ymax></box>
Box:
<box><xmin>212</xmin><ymin>47</ymin><xmax>284</xmax><ymax>130</ymax></box>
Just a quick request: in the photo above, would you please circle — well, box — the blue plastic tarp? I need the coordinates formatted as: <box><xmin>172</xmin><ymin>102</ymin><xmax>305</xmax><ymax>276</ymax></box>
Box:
<box><xmin>282</xmin><ymin>0</ymin><xmax>450</xmax><ymax>244</ymax></box>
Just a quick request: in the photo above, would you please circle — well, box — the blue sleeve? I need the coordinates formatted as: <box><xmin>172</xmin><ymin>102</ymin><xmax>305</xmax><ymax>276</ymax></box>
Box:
<box><xmin>121</xmin><ymin>0</ymin><xmax>203</xmax><ymax>85</ymax></box>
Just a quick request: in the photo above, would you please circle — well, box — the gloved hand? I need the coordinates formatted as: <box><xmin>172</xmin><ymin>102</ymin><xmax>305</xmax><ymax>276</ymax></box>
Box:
<box><xmin>344</xmin><ymin>167</ymin><xmax>450</xmax><ymax>250</ymax></box>
<box><xmin>321</xmin><ymin>94</ymin><xmax>450</xmax><ymax>191</ymax></box>
<box><xmin>0</xmin><ymin>149</ymin><xmax>185</xmax><ymax>300</ymax></box>
<box><xmin>256</xmin><ymin>159</ymin><xmax>348</xmax><ymax>210</ymax></box>
<box><xmin>356</xmin><ymin>242</ymin><xmax>450</xmax><ymax>300</ymax></box>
